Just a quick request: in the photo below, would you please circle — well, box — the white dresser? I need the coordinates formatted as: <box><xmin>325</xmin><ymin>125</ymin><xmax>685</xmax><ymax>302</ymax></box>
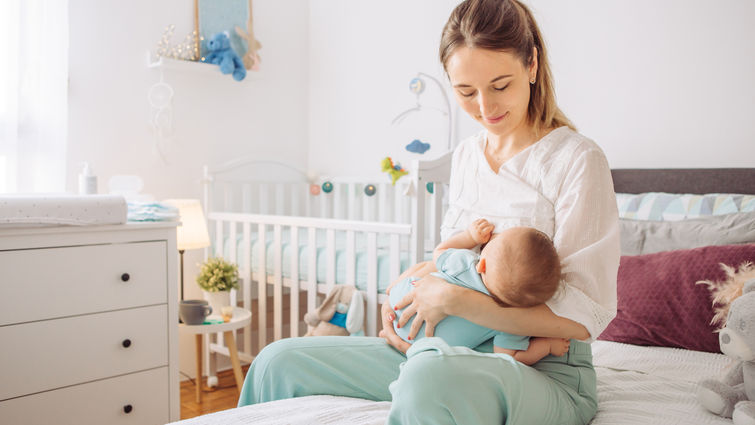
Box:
<box><xmin>0</xmin><ymin>223</ymin><xmax>179</xmax><ymax>424</ymax></box>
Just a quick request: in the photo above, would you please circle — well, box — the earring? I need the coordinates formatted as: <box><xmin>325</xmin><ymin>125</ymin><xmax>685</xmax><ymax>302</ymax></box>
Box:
<box><xmin>529</xmin><ymin>79</ymin><xmax>536</xmax><ymax>84</ymax></box>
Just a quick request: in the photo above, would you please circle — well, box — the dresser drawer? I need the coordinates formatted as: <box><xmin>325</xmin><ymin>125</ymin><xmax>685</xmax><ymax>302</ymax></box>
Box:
<box><xmin>0</xmin><ymin>305</ymin><xmax>168</xmax><ymax>401</ymax></box>
<box><xmin>0</xmin><ymin>367</ymin><xmax>169</xmax><ymax>425</ymax></box>
<box><xmin>0</xmin><ymin>241</ymin><xmax>167</xmax><ymax>325</ymax></box>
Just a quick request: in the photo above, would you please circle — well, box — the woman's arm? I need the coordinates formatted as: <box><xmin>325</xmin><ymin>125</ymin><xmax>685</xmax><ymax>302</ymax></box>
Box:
<box><xmin>393</xmin><ymin>275</ymin><xmax>589</xmax><ymax>341</ymax></box>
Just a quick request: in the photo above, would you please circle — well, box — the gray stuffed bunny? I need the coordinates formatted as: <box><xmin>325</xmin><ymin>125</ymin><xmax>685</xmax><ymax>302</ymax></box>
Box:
<box><xmin>698</xmin><ymin>279</ymin><xmax>755</xmax><ymax>425</ymax></box>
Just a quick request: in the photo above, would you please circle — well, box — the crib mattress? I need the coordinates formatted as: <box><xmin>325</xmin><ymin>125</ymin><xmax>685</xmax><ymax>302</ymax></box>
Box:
<box><xmin>220</xmin><ymin>229</ymin><xmax>427</xmax><ymax>293</ymax></box>
<box><xmin>169</xmin><ymin>340</ymin><xmax>733</xmax><ymax>425</ymax></box>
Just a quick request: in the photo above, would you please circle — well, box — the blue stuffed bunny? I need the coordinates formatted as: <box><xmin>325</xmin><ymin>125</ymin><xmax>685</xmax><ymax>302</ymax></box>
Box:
<box><xmin>204</xmin><ymin>32</ymin><xmax>246</xmax><ymax>81</ymax></box>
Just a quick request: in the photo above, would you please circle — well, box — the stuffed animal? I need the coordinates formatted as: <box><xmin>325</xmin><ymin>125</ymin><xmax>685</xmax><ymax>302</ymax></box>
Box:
<box><xmin>304</xmin><ymin>285</ymin><xmax>365</xmax><ymax>337</ymax></box>
<box><xmin>381</xmin><ymin>157</ymin><xmax>408</xmax><ymax>186</ymax></box>
<box><xmin>204</xmin><ymin>32</ymin><xmax>246</xmax><ymax>81</ymax></box>
<box><xmin>697</xmin><ymin>278</ymin><xmax>755</xmax><ymax>424</ymax></box>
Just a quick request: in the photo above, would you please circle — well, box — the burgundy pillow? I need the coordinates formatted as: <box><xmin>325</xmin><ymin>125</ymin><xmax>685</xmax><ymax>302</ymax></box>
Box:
<box><xmin>598</xmin><ymin>243</ymin><xmax>755</xmax><ymax>353</ymax></box>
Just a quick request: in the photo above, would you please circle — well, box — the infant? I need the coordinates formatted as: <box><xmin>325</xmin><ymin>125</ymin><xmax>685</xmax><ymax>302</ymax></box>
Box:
<box><xmin>389</xmin><ymin>219</ymin><xmax>569</xmax><ymax>364</ymax></box>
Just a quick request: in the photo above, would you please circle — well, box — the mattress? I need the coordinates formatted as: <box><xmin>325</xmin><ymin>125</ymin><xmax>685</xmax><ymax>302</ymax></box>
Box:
<box><xmin>168</xmin><ymin>340</ymin><xmax>734</xmax><ymax>425</ymax></box>
<box><xmin>220</xmin><ymin>229</ymin><xmax>428</xmax><ymax>293</ymax></box>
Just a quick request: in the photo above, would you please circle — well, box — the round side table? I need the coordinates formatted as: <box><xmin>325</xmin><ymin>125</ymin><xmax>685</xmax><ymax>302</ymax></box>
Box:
<box><xmin>179</xmin><ymin>307</ymin><xmax>251</xmax><ymax>403</ymax></box>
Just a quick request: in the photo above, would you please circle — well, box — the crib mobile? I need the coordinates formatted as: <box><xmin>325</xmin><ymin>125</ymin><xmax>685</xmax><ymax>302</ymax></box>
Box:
<box><xmin>391</xmin><ymin>72</ymin><xmax>453</xmax><ymax>153</ymax></box>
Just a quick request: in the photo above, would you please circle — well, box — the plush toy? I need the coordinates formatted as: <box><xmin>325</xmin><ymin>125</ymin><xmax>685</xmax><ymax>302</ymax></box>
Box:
<box><xmin>204</xmin><ymin>32</ymin><xmax>246</xmax><ymax>81</ymax></box>
<box><xmin>381</xmin><ymin>157</ymin><xmax>408</xmax><ymax>186</ymax></box>
<box><xmin>304</xmin><ymin>285</ymin><xmax>365</xmax><ymax>337</ymax></box>
<box><xmin>697</xmin><ymin>278</ymin><xmax>755</xmax><ymax>424</ymax></box>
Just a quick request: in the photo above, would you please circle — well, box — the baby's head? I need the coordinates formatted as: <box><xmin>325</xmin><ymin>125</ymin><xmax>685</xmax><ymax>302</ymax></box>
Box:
<box><xmin>476</xmin><ymin>227</ymin><xmax>561</xmax><ymax>307</ymax></box>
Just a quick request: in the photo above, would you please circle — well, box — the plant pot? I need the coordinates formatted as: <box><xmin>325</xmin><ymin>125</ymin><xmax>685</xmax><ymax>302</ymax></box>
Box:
<box><xmin>204</xmin><ymin>291</ymin><xmax>231</xmax><ymax>317</ymax></box>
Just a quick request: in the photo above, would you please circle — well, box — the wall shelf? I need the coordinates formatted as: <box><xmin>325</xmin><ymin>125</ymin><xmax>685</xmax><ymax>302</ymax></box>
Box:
<box><xmin>146</xmin><ymin>52</ymin><xmax>262</xmax><ymax>81</ymax></box>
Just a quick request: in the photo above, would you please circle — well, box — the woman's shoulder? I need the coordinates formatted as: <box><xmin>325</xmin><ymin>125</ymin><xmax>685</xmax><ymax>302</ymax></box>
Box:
<box><xmin>451</xmin><ymin>130</ymin><xmax>485</xmax><ymax>162</ymax></box>
<box><xmin>546</xmin><ymin>127</ymin><xmax>607</xmax><ymax>160</ymax></box>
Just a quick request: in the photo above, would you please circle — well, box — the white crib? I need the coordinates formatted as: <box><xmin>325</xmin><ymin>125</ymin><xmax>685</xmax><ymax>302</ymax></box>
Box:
<box><xmin>199</xmin><ymin>154</ymin><xmax>453</xmax><ymax>382</ymax></box>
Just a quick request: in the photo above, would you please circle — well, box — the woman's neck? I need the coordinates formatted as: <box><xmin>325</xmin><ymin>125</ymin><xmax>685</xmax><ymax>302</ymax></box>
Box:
<box><xmin>484</xmin><ymin>122</ymin><xmax>538</xmax><ymax>170</ymax></box>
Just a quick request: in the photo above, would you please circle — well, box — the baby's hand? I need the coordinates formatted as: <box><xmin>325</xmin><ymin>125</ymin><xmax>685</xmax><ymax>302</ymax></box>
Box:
<box><xmin>467</xmin><ymin>218</ymin><xmax>494</xmax><ymax>244</ymax></box>
<box><xmin>549</xmin><ymin>338</ymin><xmax>571</xmax><ymax>357</ymax></box>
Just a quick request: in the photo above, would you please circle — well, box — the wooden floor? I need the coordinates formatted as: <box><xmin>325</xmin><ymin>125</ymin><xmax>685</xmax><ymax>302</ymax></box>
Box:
<box><xmin>180</xmin><ymin>364</ymin><xmax>251</xmax><ymax>420</ymax></box>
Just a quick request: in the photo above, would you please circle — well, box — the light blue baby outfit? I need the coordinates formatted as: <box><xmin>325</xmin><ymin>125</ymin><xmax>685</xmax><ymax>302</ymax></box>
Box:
<box><xmin>390</xmin><ymin>248</ymin><xmax>529</xmax><ymax>351</ymax></box>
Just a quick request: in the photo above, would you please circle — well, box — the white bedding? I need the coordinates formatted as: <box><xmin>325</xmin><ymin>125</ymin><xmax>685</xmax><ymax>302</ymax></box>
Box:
<box><xmin>170</xmin><ymin>341</ymin><xmax>734</xmax><ymax>425</ymax></box>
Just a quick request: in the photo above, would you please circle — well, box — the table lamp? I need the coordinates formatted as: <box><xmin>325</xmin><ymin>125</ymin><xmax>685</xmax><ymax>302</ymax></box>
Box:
<box><xmin>163</xmin><ymin>199</ymin><xmax>210</xmax><ymax>300</ymax></box>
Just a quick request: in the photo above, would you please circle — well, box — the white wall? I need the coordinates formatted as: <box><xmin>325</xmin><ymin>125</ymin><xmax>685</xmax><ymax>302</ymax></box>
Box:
<box><xmin>308</xmin><ymin>0</ymin><xmax>755</xmax><ymax>175</ymax></box>
<box><xmin>67</xmin><ymin>0</ymin><xmax>310</xmax><ymax>380</ymax></box>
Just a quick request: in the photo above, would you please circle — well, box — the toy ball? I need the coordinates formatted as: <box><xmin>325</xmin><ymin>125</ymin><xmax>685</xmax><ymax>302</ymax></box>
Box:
<box><xmin>364</xmin><ymin>184</ymin><xmax>376</xmax><ymax>197</ymax></box>
<box><xmin>409</xmin><ymin>77</ymin><xmax>425</xmax><ymax>95</ymax></box>
<box><xmin>309</xmin><ymin>184</ymin><xmax>321</xmax><ymax>196</ymax></box>
<box><xmin>322</xmin><ymin>181</ymin><xmax>334</xmax><ymax>193</ymax></box>
<box><xmin>426</xmin><ymin>182</ymin><xmax>434</xmax><ymax>194</ymax></box>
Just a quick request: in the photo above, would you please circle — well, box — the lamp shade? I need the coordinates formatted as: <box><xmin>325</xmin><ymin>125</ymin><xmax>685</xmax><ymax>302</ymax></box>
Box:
<box><xmin>163</xmin><ymin>199</ymin><xmax>210</xmax><ymax>251</ymax></box>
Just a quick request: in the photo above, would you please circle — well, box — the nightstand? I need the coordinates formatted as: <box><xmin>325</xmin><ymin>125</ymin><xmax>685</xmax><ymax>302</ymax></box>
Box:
<box><xmin>179</xmin><ymin>307</ymin><xmax>252</xmax><ymax>403</ymax></box>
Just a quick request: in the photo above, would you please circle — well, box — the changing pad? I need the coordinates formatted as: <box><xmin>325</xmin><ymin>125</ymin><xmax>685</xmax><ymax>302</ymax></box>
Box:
<box><xmin>0</xmin><ymin>195</ymin><xmax>127</xmax><ymax>226</ymax></box>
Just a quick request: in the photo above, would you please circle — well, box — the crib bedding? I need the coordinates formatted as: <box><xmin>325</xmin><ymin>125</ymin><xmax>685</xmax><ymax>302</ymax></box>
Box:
<box><xmin>220</xmin><ymin>229</ymin><xmax>424</xmax><ymax>293</ymax></box>
<box><xmin>169</xmin><ymin>340</ymin><xmax>731</xmax><ymax>425</ymax></box>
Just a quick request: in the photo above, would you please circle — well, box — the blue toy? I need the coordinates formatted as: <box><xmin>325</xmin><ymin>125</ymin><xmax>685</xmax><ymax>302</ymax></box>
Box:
<box><xmin>204</xmin><ymin>32</ymin><xmax>246</xmax><ymax>81</ymax></box>
<box><xmin>406</xmin><ymin>139</ymin><xmax>431</xmax><ymax>154</ymax></box>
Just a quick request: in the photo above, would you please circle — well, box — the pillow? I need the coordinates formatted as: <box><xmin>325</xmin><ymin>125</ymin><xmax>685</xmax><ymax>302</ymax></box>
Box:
<box><xmin>620</xmin><ymin>212</ymin><xmax>755</xmax><ymax>256</ymax></box>
<box><xmin>616</xmin><ymin>192</ymin><xmax>755</xmax><ymax>221</ymax></box>
<box><xmin>598</xmin><ymin>243</ymin><xmax>755</xmax><ymax>353</ymax></box>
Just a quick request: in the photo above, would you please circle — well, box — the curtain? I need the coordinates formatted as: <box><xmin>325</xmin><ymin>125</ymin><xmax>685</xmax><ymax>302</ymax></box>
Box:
<box><xmin>0</xmin><ymin>0</ymin><xmax>68</xmax><ymax>193</ymax></box>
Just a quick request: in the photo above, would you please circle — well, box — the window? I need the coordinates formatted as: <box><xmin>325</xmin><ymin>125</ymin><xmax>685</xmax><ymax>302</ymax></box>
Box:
<box><xmin>0</xmin><ymin>0</ymin><xmax>68</xmax><ymax>193</ymax></box>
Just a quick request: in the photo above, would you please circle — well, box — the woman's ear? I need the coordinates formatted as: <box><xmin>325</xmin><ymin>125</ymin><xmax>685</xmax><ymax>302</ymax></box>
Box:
<box><xmin>477</xmin><ymin>258</ymin><xmax>486</xmax><ymax>274</ymax></box>
<box><xmin>529</xmin><ymin>46</ymin><xmax>539</xmax><ymax>81</ymax></box>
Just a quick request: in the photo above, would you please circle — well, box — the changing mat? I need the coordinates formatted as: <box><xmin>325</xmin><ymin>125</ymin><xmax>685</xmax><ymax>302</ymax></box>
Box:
<box><xmin>0</xmin><ymin>195</ymin><xmax>127</xmax><ymax>226</ymax></box>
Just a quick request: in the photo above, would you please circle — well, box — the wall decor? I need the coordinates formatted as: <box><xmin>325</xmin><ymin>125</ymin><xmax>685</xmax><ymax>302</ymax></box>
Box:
<box><xmin>194</xmin><ymin>0</ymin><xmax>260</xmax><ymax>69</ymax></box>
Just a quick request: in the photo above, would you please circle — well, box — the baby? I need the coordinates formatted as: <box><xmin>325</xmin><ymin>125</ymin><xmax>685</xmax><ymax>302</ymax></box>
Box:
<box><xmin>389</xmin><ymin>219</ymin><xmax>569</xmax><ymax>364</ymax></box>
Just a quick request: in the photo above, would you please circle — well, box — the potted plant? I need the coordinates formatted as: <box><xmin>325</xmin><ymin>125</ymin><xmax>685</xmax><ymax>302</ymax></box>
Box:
<box><xmin>196</xmin><ymin>257</ymin><xmax>239</xmax><ymax>316</ymax></box>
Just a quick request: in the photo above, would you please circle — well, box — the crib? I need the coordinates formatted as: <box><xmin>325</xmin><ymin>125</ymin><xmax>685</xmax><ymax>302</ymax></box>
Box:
<box><xmin>200</xmin><ymin>154</ymin><xmax>453</xmax><ymax>382</ymax></box>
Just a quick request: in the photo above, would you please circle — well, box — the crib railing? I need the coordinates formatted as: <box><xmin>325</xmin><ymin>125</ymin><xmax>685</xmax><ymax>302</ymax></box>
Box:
<box><xmin>208</xmin><ymin>211</ymin><xmax>411</xmax><ymax>358</ymax></box>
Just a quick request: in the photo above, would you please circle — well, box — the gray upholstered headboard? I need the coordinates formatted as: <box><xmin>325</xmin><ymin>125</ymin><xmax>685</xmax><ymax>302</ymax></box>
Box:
<box><xmin>611</xmin><ymin>168</ymin><xmax>755</xmax><ymax>195</ymax></box>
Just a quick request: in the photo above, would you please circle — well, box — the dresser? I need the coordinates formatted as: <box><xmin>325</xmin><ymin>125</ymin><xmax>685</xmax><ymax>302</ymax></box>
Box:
<box><xmin>0</xmin><ymin>223</ymin><xmax>179</xmax><ymax>424</ymax></box>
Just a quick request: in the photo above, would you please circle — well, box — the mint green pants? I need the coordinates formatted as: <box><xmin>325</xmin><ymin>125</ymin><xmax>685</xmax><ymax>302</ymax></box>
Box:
<box><xmin>238</xmin><ymin>336</ymin><xmax>597</xmax><ymax>425</ymax></box>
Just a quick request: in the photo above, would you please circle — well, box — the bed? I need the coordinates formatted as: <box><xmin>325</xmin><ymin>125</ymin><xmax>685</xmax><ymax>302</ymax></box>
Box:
<box><xmin>176</xmin><ymin>166</ymin><xmax>755</xmax><ymax>425</ymax></box>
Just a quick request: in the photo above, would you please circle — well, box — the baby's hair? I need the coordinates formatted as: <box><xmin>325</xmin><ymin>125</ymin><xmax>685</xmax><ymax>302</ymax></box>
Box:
<box><xmin>489</xmin><ymin>228</ymin><xmax>561</xmax><ymax>307</ymax></box>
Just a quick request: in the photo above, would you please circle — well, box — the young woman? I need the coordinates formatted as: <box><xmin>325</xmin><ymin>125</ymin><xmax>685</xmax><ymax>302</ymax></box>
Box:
<box><xmin>238</xmin><ymin>1</ymin><xmax>619</xmax><ymax>423</ymax></box>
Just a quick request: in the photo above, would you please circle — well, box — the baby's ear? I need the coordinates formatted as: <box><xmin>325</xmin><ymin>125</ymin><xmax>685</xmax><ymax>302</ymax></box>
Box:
<box><xmin>477</xmin><ymin>258</ymin><xmax>486</xmax><ymax>274</ymax></box>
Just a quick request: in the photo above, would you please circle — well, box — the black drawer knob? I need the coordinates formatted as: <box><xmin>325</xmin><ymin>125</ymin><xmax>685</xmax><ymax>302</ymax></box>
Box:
<box><xmin>123</xmin><ymin>404</ymin><xmax>133</xmax><ymax>414</ymax></box>
<box><xmin>122</xmin><ymin>339</ymin><xmax>132</xmax><ymax>348</ymax></box>
<box><xmin>121</xmin><ymin>273</ymin><xmax>130</xmax><ymax>282</ymax></box>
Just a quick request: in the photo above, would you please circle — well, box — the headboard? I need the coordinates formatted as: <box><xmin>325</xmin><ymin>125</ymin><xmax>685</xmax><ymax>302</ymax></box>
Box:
<box><xmin>611</xmin><ymin>168</ymin><xmax>755</xmax><ymax>195</ymax></box>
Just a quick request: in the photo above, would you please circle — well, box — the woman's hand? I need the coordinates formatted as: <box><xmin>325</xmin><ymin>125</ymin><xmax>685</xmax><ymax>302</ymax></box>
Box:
<box><xmin>379</xmin><ymin>301</ymin><xmax>410</xmax><ymax>354</ymax></box>
<box><xmin>393</xmin><ymin>274</ymin><xmax>455</xmax><ymax>340</ymax></box>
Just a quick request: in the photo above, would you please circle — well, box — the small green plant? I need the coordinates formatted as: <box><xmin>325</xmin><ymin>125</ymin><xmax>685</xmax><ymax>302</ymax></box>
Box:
<box><xmin>196</xmin><ymin>257</ymin><xmax>239</xmax><ymax>292</ymax></box>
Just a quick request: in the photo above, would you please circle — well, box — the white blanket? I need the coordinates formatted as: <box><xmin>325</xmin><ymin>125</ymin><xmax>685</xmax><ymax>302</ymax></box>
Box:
<box><xmin>170</xmin><ymin>341</ymin><xmax>734</xmax><ymax>425</ymax></box>
<box><xmin>0</xmin><ymin>194</ymin><xmax>127</xmax><ymax>226</ymax></box>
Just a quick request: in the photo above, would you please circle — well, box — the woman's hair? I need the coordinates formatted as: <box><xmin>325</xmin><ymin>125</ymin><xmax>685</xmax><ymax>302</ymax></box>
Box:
<box><xmin>439</xmin><ymin>0</ymin><xmax>575</xmax><ymax>135</ymax></box>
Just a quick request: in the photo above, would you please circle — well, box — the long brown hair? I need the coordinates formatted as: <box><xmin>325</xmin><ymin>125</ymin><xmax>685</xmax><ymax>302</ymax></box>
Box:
<box><xmin>439</xmin><ymin>0</ymin><xmax>575</xmax><ymax>134</ymax></box>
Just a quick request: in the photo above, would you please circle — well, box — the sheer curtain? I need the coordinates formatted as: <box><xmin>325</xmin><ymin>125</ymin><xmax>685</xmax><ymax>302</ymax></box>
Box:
<box><xmin>0</xmin><ymin>0</ymin><xmax>68</xmax><ymax>193</ymax></box>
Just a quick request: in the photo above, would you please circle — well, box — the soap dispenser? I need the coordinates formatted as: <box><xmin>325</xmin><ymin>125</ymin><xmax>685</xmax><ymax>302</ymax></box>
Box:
<box><xmin>78</xmin><ymin>162</ymin><xmax>98</xmax><ymax>195</ymax></box>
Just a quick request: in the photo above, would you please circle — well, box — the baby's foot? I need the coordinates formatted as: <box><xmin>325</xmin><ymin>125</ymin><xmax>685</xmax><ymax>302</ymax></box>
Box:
<box><xmin>549</xmin><ymin>338</ymin><xmax>571</xmax><ymax>357</ymax></box>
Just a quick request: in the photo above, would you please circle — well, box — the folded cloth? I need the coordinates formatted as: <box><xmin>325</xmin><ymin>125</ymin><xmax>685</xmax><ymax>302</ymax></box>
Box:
<box><xmin>0</xmin><ymin>194</ymin><xmax>127</xmax><ymax>226</ymax></box>
<box><xmin>127</xmin><ymin>201</ymin><xmax>179</xmax><ymax>222</ymax></box>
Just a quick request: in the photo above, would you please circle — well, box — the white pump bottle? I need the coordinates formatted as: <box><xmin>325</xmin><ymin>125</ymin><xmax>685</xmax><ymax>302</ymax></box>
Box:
<box><xmin>78</xmin><ymin>162</ymin><xmax>98</xmax><ymax>195</ymax></box>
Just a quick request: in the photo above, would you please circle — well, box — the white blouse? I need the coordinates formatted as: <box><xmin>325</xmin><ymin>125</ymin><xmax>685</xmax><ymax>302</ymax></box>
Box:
<box><xmin>441</xmin><ymin>126</ymin><xmax>620</xmax><ymax>342</ymax></box>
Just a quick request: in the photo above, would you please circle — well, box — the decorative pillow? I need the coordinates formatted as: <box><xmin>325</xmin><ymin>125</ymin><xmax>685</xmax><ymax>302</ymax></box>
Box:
<box><xmin>620</xmin><ymin>212</ymin><xmax>755</xmax><ymax>256</ymax></box>
<box><xmin>616</xmin><ymin>192</ymin><xmax>755</xmax><ymax>221</ymax></box>
<box><xmin>598</xmin><ymin>243</ymin><xmax>755</xmax><ymax>353</ymax></box>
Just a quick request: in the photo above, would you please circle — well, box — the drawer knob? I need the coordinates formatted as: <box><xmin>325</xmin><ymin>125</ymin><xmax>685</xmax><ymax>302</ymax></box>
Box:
<box><xmin>122</xmin><ymin>339</ymin><xmax>132</xmax><ymax>348</ymax></box>
<box><xmin>123</xmin><ymin>404</ymin><xmax>133</xmax><ymax>414</ymax></box>
<box><xmin>121</xmin><ymin>273</ymin><xmax>130</xmax><ymax>282</ymax></box>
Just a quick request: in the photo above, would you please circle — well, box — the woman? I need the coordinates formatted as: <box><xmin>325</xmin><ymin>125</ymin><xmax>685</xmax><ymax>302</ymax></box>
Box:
<box><xmin>238</xmin><ymin>1</ymin><xmax>619</xmax><ymax>423</ymax></box>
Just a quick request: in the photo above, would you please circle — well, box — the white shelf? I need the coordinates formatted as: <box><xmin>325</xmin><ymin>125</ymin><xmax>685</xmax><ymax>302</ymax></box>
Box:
<box><xmin>146</xmin><ymin>52</ymin><xmax>262</xmax><ymax>81</ymax></box>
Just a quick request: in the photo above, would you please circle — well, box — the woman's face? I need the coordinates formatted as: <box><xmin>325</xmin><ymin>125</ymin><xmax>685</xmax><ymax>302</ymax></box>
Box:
<box><xmin>446</xmin><ymin>46</ymin><xmax>537</xmax><ymax>137</ymax></box>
